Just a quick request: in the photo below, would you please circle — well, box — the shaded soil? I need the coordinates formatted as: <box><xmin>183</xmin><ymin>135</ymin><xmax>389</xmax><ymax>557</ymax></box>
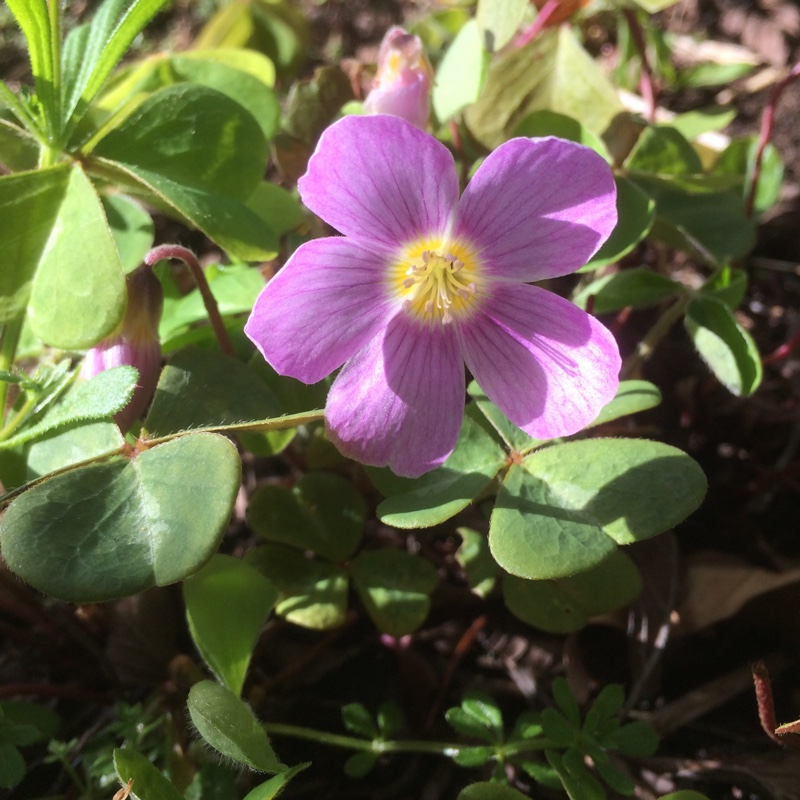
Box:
<box><xmin>3</xmin><ymin>1</ymin><xmax>800</xmax><ymax>798</ymax></box>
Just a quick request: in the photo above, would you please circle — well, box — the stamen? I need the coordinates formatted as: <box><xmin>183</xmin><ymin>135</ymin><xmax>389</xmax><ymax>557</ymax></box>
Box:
<box><xmin>399</xmin><ymin>247</ymin><xmax>479</xmax><ymax>323</ymax></box>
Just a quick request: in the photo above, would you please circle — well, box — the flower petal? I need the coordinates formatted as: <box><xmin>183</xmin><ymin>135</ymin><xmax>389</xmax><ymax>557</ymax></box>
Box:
<box><xmin>298</xmin><ymin>115</ymin><xmax>459</xmax><ymax>252</ymax></box>
<box><xmin>244</xmin><ymin>237</ymin><xmax>395</xmax><ymax>384</ymax></box>
<box><xmin>454</xmin><ymin>137</ymin><xmax>617</xmax><ymax>281</ymax></box>
<box><xmin>459</xmin><ymin>284</ymin><xmax>620</xmax><ymax>438</ymax></box>
<box><xmin>325</xmin><ymin>315</ymin><xmax>465</xmax><ymax>477</ymax></box>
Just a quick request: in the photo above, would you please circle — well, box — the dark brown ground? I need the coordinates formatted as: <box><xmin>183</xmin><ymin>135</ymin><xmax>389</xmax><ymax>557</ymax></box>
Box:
<box><xmin>3</xmin><ymin>1</ymin><xmax>800</xmax><ymax>798</ymax></box>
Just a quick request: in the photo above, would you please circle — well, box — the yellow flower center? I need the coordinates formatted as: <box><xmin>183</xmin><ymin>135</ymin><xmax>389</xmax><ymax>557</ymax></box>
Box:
<box><xmin>393</xmin><ymin>240</ymin><xmax>481</xmax><ymax>324</ymax></box>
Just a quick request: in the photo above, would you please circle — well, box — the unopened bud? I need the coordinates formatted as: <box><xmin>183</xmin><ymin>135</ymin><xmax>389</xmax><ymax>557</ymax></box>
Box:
<box><xmin>80</xmin><ymin>266</ymin><xmax>163</xmax><ymax>433</ymax></box>
<box><xmin>363</xmin><ymin>27</ymin><xmax>432</xmax><ymax>130</ymax></box>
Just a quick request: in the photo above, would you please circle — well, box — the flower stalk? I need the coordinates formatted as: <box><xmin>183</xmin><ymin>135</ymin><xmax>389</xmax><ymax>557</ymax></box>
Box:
<box><xmin>144</xmin><ymin>244</ymin><xmax>236</xmax><ymax>359</ymax></box>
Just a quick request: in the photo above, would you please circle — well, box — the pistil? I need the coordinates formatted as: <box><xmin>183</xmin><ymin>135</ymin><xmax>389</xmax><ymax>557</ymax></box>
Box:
<box><xmin>401</xmin><ymin>250</ymin><xmax>478</xmax><ymax>323</ymax></box>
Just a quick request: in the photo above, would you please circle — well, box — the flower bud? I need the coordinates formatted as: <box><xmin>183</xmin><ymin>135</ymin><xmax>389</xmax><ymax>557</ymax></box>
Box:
<box><xmin>80</xmin><ymin>266</ymin><xmax>163</xmax><ymax>433</ymax></box>
<box><xmin>363</xmin><ymin>26</ymin><xmax>432</xmax><ymax>130</ymax></box>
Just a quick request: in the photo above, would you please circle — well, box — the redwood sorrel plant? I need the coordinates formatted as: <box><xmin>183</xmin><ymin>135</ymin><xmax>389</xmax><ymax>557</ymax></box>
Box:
<box><xmin>0</xmin><ymin>0</ymin><xmax>793</xmax><ymax>797</ymax></box>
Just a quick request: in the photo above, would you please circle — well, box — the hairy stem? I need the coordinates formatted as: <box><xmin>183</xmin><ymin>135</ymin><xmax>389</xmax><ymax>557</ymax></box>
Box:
<box><xmin>262</xmin><ymin>721</ymin><xmax>555</xmax><ymax>759</ymax></box>
<box><xmin>622</xmin><ymin>8</ymin><xmax>657</xmax><ymax>124</ymax></box>
<box><xmin>745</xmin><ymin>60</ymin><xmax>800</xmax><ymax>217</ymax></box>
<box><xmin>144</xmin><ymin>245</ymin><xmax>236</xmax><ymax>358</ymax></box>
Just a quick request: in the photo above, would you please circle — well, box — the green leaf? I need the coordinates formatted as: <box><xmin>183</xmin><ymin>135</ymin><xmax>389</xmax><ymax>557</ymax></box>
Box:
<box><xmin>187</xmin><ymin>681</ymin><xmax>284</xmax><ymax>774</ymax></box>
<box><xmin>343</xmin><ymin>752</ymin><xmax>377</xmax><ymax>778</ymax></box>
<box><xmin>629</xmin><ymin>173</ymin><xmax>756</xmax><ymax>265</ymax></box>
<box><xmin>433</xmin><ymin>19</ymin><xmax>489</xmax><ymax>122</ymax></box>
<box><xmin>113</xmin><ymin>747</ymin><xmax>183</xmax><ymax>800</ymax></box>
<box><xmin>625</xmin><ymin>126</ymin><xmax>703</xmax><ymax>176</ymax></box>
<box><xmin>99</xmin><ymin>161</ymin><xmax>279</xmax><ymax>262</ymax></box>
<box><xmin>592</xmin><ymin>751</ymin><xmax>635</xmax><ymax>795</ymax></box>
<box><xmin>684</xmin><ymin>294</ymin><xmax>762</xmax><ymax>396</ymax></box>
<box><xmin>145</xmin><ymin>348</ymin><xmax>281</xmax><ymax>437</ymax></box>
<box><xmin>670</xmin><ymin>107</ymin><xmax>737</xmax><ymax>140</ymax></box>
<box><xmin>28</xmin><ymin>164</ymin><xmax>127</xmax><ymax>348</ymax></box>
<box><xmin>546</xmin><ymin>748</ymin><xmax>605</xmax><ymax>800</ymax></box>
<box><xmin>242</xmin><ymin>764</ymin><xmax>310</xmax><ymax>800</ymax></box>
<box><xmin>102</xmin><ymin>194</ymin><xmax>154</xmax><ymax>273</ymax></box>
<box><xmin>552</xmin><ymin>677</ymin><xmax>581</xmax><ymax>727</ymax></box>
<box><xmin>61</xmin><ymin>0</ymin><xmax>169</xmax><ymax>137</ymax></box>
<box><xmin>342</xmin><ymin>704</ymin><xmax>378</xmax><ymax>739</ymax></box>
<box><xmin>583</xmin><ymin>684</ymin><xmax>624</xmax><ymax>734</ymax></box>
<box><xmin>540</xmin><ymin>710</ymin><xmax>575</xmax><ymax>747</ymax></box>
<box><xmin>712</xmin><ymin>136</ymin><xmax>784</xmax><ymax>214</ymax></box>
<box><xmin>701</xmin><ymin>266</ymin><xmax>747</xmax><ymax>310</ymax></box>
<box><xmin>281</xmin><ymin>66</ymin><xmax>354</xmax><ymax>146</ymax></box>
<box><xmin>97</xmin><ymin>49</ymin><xmax>280</xmax><ymax>142</ymax></box>
<box><xmin>0</xmin><ymin>366</ymin><xmax>137</xmax><ymax>450</ymax></box>
<box><xmin>657</xmin><ymin>793</ymin><xmax>712</xmax><ymax>800</ymax></box>
<box><xmin>455</xmin><ymin>527</ymin><xmax>498</xmax><ymax>598</ymax></box>
<box><xmin>458</xmin><ymin>781</ymin><xmax>530</xmax><ymax>800</ymax></box>
<box><xmin>603</xmin><ymin>720</ymin><xmax>659</xmax><ymax>756</ymax></box>
<box><xmin>678</xmin><ymin>62</ymin><xmax>754</xmax><ymax>89</ymax></box>
<box><xmin>247</xmin><ymin>544</ymin><xmax>349</xmax><ymax>630</ymax></box>
<box><xmin>587</xmin><ymin>380</ymin><xmax>662</xmax><ymax>429</ymax></box>
<box><xmin>377</xmin><ymin>702</ymin><xmax>405</xmax><ymax>739</ymax></box>
<box><xmin>0</xmin><ymin>741</ymin><xmax>26</xmax><ymax>789</ymax></box>
<box><xmin>0</xmin><ymin>119</ymin><xmax>39</xmax><ymax>171</ymax></box>
<box><xmin>446</xmin><ymin>707</ymin><xmax>497</xmax><ymax>742</ymax></box>
<box><xmin>247</xmin><ymin>473</ymin><xmax>365</xmax><ymax>562</ymax></box>
<box><xmin>460</xmin><ymin>691</ymin><xmax>504</xmax><ymax>738</ymax></box>
<box><xmin>451</xmin><ymin>746</ymin><xmax>495</xmax><ymax>767</ymax></box>
<box><xmin>632</xmin><ymin>0</ymin><xmax>679</xmax><ymax>11</ymax></box>
<box><xmin>513</xmin><ymin>110</ymin><xmax>611</xmax><ymax>160</ymax></box>
<box><xmin>0</xmin><ymin>165</ymin><xmax>70</xmax><ymax>325</ymax></box>
<box><xmin>92</xmin><ymin>83</ymin><xmax>266</xmax><ymax>200</ymax></box>
<box><xmin>467</xmin><ymin>381</ymin><xmax>541</xmax><ymax>453</ymax></box>
<box><xmin>247</xmin><ymin>182</ymin><xmax>305</xmax><ymax>237</ymax></box>
<box><xmin>476</xmin><ymin>0</ymin><xmax>528</xmax><ymax>52</ymax></box>
<box><xmin>372</xmin><ymin>415</ymin><xmax>506</xmax><ymax>529</ymax></box>
<box><xmin>160</xmin><ymin>53</ymin><xmax>280</xmax><ymax>141</ymax></box>
<box><xmin>25</xmin><ymin>422</ymin><xmax>125</xmax><ymax>481</ymax></box>
<box><xmin>159</xmin><ymin>264</ymin><xmax>265</xmax><ymax>346</ymax></box>
<box><xmin>184</xmin><ymin>554</ymin><xmax>278</xmax><ymax>697</ymax></box>
<box><xmin>195</xmin><ymin>0</ymin><xmax>310</xmax><ymax>81</ymax></box>
<box><xmin>0</xmin><ymin>433</ymin><xmax>240</xmax><ymax>602</ymax></box>
<box><xmin>5</xmin><ymin>0</ymin><xmax>58</xmax><ymax>130</ymax></box>
<box><xmin>0</xmin><ymin>702</ymin><xmax>60</xmax><ymax>742</ymax></box>
<box><xmin>582</xmin><ymin>177</ymin><xmax>656</xmax><ymax>270</ymax></box>
<box><xmin>490</xmin><ymin>439</ymin><xmax>706</xmax><ymax>579</ymax></box>
<box><xmin>503</xmin><ymin>551</ymin><xmax>642</xmax><ymax>633</ymax></box>
<box><xmin>465</xmin><ymin>26</ymin><xmax>623</xmax><ymax>148</ymax></box>
<box><xmin>351</xmin><ymin>549</ymin><xmax>438</xmax><ymax>637</ymax></box>
<box><xmin>573</xmin><ymin>268</ymin><xmax>683</xmax><ymax>314</ymax></box>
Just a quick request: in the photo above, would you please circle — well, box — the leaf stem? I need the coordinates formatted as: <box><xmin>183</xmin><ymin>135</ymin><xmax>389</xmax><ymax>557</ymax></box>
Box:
<box><xmin>0</xmin><ymin>81</ymin><xmax>48</xmax><ymax>145</ymax></box>
<box><xmin>144</xmin><ymin>245</ymin><xmax>237</xmax><ymax>358</ymax></box>
<box><xmin>744</xmin><ymin>60</ymin><xmax>800</xmax><ymax>217</ymax></box>
<box><xmin>621</xmin><ymin>294</ymin><xmax>689</xmax><ymax>379</ymax></box>
<box><xmin>0</xmin><ymin>318</ymin><xmax>24</xmax><ymax>427</ymax></box>
<box><xmin>0</xmin><ymin>394</ymin><xmax>38</xmax><ymax>442</ymax></box>
<box><xmin>47</xmin><ymin>0</ymin><xmax>62</xmax><ymax>145</ymax></box>
<box><xmin>262</xmin><ymin>721</ymin><xmax>556</xmax><ymax>758</ymax></box>
<box><xmin>622</xmin><ymin>7</ymin><xmax>657</xmax><ymax>124</ymax></box>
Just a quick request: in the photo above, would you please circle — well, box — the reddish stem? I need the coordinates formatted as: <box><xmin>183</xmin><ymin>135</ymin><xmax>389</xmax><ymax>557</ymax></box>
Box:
<box><xmin>762</xmin><ymin>326</ymin><xmax>800</xmax><ymax>366</ymax></box>
<box><xmin>0</xmin><ymin>682</ymin><xmax>108</xmax><ymax>703</ymax></box>
<box><xmin>622</xmin><ymin>8</ymin><xmax>657</xmax><ymax>124</ymax></box>
<box><xmin>144</xmin><ymin>245</ymin><xmax>236</xmax><ymax>358</ymax></box>
<box><xmin>425</xmin><ymin>615</ymin><xmax>487</xmax><ymax>729</ymax></box>
<box><xmin>745</xmin><ymin>61</ymin><xmax>800</xmax><ymax>217</ymax></box>
<box><xmin>514</xmin><ymin>0</ymin><xmax>560</xmax><ymax>48</ymax></box>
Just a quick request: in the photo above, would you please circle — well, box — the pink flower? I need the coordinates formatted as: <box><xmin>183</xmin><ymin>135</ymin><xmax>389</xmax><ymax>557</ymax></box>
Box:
<box><xmin>80</xmin><ymin>266</ymin><xmax>163</xmax><ymax>433</ymax></box>
<box><xmin>363</xmin><ymin>26</ymin><xmax>432</xmax><ymax>129</ymax></box>
<box><xmin>245</xmin><ymin>115</ymin><xmax>621</xmax><ymax>477</ymax></box>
